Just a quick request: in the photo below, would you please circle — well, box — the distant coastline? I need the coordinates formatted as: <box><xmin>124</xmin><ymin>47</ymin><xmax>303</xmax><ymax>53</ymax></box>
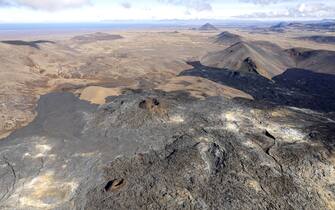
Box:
<box><xmin>0</xmin><ymin>22</ymin><xmax>176</xmax><ymax>31</ymax></box>
<box><xmin>0</xmin><ymin>22</ymin><xmax>186</xmax><ymax>39</ymax></box>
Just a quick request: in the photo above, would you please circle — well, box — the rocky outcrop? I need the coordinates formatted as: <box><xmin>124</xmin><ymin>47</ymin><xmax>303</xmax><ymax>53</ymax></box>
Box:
<box><xmin>239</xmin><ymin>57</ymin><xmax>260</xmax><ymax>74</ymax></box>
<box><xmin>0</xmin><ymin>90</ymin><xmax>334</xmax><ymax>209</ymax></box>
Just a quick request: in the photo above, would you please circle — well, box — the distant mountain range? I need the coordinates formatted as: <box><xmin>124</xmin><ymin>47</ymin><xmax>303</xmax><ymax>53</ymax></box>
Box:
<box><xmin>270</xmin><ymin>19</ymin><xmax>335</xmax><ymax>32</ymax></box>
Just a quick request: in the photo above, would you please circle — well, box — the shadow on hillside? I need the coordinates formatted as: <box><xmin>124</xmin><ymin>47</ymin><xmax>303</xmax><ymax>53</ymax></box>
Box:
<box><xmin>179</xmin><ymin>61</ymin><xmax>335</xmax><ymax>112</ymax></box>
<box><xmin>1</xmin><ymin>40</ymin><xmax>55</xmax><ymax>49</ymax></box>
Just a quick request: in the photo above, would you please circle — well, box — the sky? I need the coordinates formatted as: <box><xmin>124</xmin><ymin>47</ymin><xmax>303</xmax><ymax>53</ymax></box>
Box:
<box><xmin>0</xmin><ymin>0</ymin><xmax>334</xmax><ymax>23</ymax></box>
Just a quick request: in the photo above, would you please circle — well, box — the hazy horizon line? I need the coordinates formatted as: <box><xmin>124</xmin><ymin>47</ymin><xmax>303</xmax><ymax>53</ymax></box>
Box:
<box><xmin>0</xmin><ymin>18</ymin><xmax>334</xmax><ymax>24</ymax></box>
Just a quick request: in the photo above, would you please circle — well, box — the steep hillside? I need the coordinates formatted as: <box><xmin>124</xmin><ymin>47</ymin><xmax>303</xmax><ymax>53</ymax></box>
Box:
<box><xmin>202</xmin><ymin>41</ymin><xmax>335</xmax><ymax>78</ymax></box>
<box><xmin>201</xmin><ymin>41</ymin><xmax>295</xmax><ymax>78</ymax></box>
<box><xmin>214</xmin><ymin>31</ymin><xmax>243</xmax><ymax>45</ymax></box>
<box><xmin>286</xmin><ymin>48</ymin><xmax>335</xmax><ymax>75</ymax></box>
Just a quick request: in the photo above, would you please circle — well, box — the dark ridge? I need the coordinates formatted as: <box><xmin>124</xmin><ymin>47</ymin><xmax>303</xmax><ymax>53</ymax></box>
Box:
<box><xmin>298</xmin><ymin>35</ymin><xmax>335</xmax><ymax>44</ymax></box>
<box><xmin>0</xmin><ymin>40</ymin><xmax>55</xmax><ymax>49</ymax></box>
<box><xmin>269</xmin><ymin>22</ymin><xmax>287</xmax><ymax>33</ymax></box>
<box><xmin>271</xmin><ymin>22</ymin><xmax>288</xmax><ymax>29</ymax></box>
<box><xmin>179</xmin><ymin>62</ymin><xmax>335</xmax><ymax>112</ymax></box>
<box><xmin>269</xmin><ymin>20</ymin><xmax>335</xmax><ymax>32</ymax></box>
<box><xmin>215</xmin><ymin>31</ymin><xmax>242</xmax><ymax>45</ymax></box>
<box><xmin>306</xmin><ymin>21</ymin><xmax>335</xmax><ymax>31</ymax></box>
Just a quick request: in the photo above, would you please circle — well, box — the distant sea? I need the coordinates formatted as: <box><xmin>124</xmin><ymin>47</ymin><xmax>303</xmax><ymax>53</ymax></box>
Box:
<box><xmin>0</xmin><ymin>22</ymin><xmax>175</xmax><ymax>31</ymax></box>
<box><xmin>0</xmin><ymin>22</ymin><xmax>185</xmax><ymax>39</ymax></box>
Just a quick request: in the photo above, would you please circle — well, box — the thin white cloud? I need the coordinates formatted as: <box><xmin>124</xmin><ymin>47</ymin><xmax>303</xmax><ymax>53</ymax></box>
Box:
<box><xmin>239</xmin><ymin>0</ymin><xmax>292</xmax><ymax>5</ymax></box>
<box><xmin>159</xmin><ymin>0</ymin><xmax>213</xmax><ymax>11</ymax></box>
<box><xmin>237</xmin><ymin>2</ymin><xmax>335</xmax><ymax>18</ymax></box>
<box><xmin>0</xmin><ymin>0</ymin><xmax>91</xmax><ymax>11</ymax></box>
<box><xmin>0</xmin><ymin>0</ymin><xmax>334</xmax><ymax>22</ymax></box>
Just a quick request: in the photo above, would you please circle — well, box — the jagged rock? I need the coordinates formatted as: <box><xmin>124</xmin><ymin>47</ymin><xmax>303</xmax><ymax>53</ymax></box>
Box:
<box><xmin>0</xmin><ymin>91</ymin><xmax>334</xmax><ymax>209</ymax></box>
<box><xmin>239</xmin><ymin>57</ymin><xmax>260</xmax><ymax>74</ymax></box>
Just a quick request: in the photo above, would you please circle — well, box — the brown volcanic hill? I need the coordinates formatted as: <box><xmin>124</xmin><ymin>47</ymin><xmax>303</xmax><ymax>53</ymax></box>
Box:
<box><xmin>214</xmin><ymin>31</ymin><xmax>243</xmax><ymax>45</ymax></box>
<box><xmin>286</xmin><ymin>48</ymin><xmax>335</xmax><ymax>75</ymax></box>
<box><xmin>201</xmin><ymin>41</ymin><xmax>295</xmax><ymax>78</ymax></box>
<box><xmin>199</xmin><ymin>23</ymin><xmax>218</xmax><ymax>31</ymax></box>
<box><xmin>202</xmin><ymin>40</ymin><xmax>335</xmax><ymax>78</ymax></box>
